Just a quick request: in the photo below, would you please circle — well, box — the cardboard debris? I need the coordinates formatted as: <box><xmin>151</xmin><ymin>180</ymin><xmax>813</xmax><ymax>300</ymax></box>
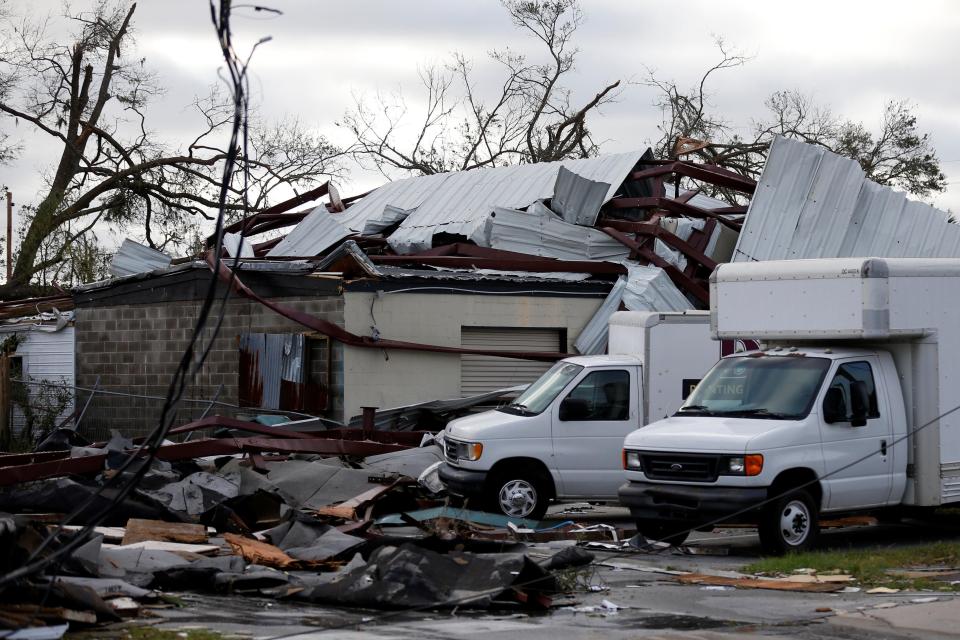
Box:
<box><xmin>121</xmin><ymin>519</ymin><xmax>207</xmax><ymax>546</ymax></box>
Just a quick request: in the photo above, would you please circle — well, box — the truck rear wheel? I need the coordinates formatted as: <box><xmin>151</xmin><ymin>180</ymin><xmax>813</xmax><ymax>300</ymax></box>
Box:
<box><xmin>488</xmin><ymin>472</ymin><xmax>550</xmax><ymax>520</ymax></box>
<box><xmin>758</xmin><ymin>489</ymin><xmax>819</xmax><ymax>555</ymax></box>
<box><xmin>635</xmin><ymin>520</ymin><xmax>690</xmax><ymax>546</ymax></box>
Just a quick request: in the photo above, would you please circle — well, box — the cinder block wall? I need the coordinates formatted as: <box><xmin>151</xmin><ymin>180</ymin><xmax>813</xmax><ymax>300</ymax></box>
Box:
<box><xmin>74</xmin><ymin>296</ymin><xmax>344</xmax><ymax>438</ymax></box>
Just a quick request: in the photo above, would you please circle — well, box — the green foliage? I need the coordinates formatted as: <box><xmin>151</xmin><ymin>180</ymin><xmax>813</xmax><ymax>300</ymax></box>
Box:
<box><xmin>744</xmin><ymin>541</ymin><xmax>960</xmax><ymax>590</ymax></box>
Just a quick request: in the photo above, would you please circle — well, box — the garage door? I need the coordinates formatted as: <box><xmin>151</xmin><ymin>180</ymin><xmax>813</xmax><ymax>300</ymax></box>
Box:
<box><xmin>460</xmin><ymin>327</ymin><xmax>562</xmax><ymax>397</ymax></box>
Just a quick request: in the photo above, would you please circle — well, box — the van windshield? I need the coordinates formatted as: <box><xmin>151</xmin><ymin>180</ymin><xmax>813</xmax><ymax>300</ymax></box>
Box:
<box><xmin>676</xmin><ymin>355</ymin><xmax>830</xmax><ymax>420</ymax></box>
<box><xmin>499</xmin><ymin>362</ymin><xmax>584</xmax><ymax>416</ymax></box>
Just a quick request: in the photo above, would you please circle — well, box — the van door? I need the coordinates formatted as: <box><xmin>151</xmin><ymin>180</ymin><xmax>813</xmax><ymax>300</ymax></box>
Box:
<box><xmin>551</xmin><ymin>366</ymin><xmax>639</xmax><ymax>499</ymax></box>
<box><xmin>819</xmin><ymin>358</ymin><xmax>893</xmax><ymax>509</ymax></box>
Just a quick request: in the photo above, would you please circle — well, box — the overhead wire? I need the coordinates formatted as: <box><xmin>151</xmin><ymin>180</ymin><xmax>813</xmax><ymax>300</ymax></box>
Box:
<box><xmin>0</xmin><ymin>0</ymin><xmax>270</xmax><ymax>589</ymax></box>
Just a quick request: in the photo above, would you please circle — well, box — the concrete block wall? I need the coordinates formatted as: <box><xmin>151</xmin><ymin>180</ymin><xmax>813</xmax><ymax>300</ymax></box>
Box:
<box><xmin>75</xmin><ymin>296</ymin><xmax>344</xmax><ymax>437</ymax></box>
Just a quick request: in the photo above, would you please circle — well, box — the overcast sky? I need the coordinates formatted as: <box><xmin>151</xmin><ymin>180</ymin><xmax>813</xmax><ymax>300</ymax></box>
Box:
<box><xmin>2</xmin><ymin>0</ymin><xmax>959</xmax><ymax>249</ymax></box>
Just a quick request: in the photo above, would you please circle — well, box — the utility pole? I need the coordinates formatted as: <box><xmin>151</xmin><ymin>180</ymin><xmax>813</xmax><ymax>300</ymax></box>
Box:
<box><xmin>4</xmin><ymin>190</ymin><xmax>11</xmax><ymax>284</ymax></box>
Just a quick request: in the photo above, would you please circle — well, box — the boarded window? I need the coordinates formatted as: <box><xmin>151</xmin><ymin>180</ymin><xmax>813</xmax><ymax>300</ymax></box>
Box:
<box><xmin>460</xmin><ymin>327</ymin><xmax>563</xmax><ymax>397</ymax></box>
<box><xmin>239</xmin><ymin>333</ymin><xmax>328</xmax><ymax>412</ymax></box>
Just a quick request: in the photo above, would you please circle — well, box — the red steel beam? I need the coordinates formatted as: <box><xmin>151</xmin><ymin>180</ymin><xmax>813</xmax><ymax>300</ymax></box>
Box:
<box><xmin>600</xmin><ymin>228</ymin><xmax>709</xmax><ymax>305</ymax></box>
<box><xmin>0</xmin><ymin>436</ymin><xmax>414</xmax><ymax>487</ymax></box>
<box><xmin>629</xmin><ymin>162</ymin><xmax>756</xmax><ymax>195</ymax></box>
<box><xmin>600</xmin><ymin>220</ymin><xmax>717</xmax><ymax>271</ymax></box>
<box><xmin>208</xmin><ymin>253</ymin><xmax>573</xmax><ymax>362</ymax></box>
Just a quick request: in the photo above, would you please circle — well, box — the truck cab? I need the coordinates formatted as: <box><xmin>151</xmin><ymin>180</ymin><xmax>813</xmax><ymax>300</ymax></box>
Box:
<box><xmin>439</xmin><ymin>311</ymin><xmax>721</xmax><ymax>519</ymax></box>
<box><xmin>621</xmin><ymin>346</ymin><xmax>908</xmax><ymax>552</ymax></box>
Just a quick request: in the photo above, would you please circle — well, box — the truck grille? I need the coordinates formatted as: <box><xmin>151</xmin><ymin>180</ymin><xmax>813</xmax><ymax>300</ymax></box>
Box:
<box><xmin>444</xmin><ymin>438</ymin><xmax>459</xmax><ymax>462</ymax></box>
<box><xmin>640</xmin><ymin>452</ymin><xmax>719</xmax><ymax>482</ymax></box>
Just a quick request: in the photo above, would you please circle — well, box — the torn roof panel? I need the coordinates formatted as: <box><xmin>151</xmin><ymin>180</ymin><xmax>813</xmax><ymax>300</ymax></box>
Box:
<box><xmin>266</xmin><ymin>205</ymin><xmax>351</xmax><ymax>257</ymax></box>
<box><xmin>734</xmin><ymin>135</ymin><xmax>957</xmax><ymax>263</ymax></box>
<box><xmin>552</xmin><ymin>166</ymin><xmax>610</xmax><ymax>226</ymax></box>
<box><xmin>488</xmin><ymin>204</ymin><xmax>631</xmax><ymax>262</ymax></box>
<box><xmin>109</xmin><ymin>238</ymin><xmax>171</xmax><ymax>278</ymax></box>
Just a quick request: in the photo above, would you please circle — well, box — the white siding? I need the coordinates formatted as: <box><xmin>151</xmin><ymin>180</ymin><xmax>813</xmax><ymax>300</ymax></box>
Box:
<box><xmin>5</xmin><ymin>326</ymin><xmax>75</xmax><ymax>434</ymax></box>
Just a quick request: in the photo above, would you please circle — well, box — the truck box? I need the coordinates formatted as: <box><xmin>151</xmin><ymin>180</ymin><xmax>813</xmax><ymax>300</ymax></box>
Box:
<box><xmin>710</xmin><ymin>257</ymin><xmax>960</xmax><ymax>506</ymax></box>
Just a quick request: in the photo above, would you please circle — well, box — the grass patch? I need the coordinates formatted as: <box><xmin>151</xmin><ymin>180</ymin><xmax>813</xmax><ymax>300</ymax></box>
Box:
<box><xmin>68</xmin><ymin>626</ymin><xmax>240</xmax><ymax>640</ymax></box>
<box><xmin>743</xmin><ymin>541</ymin><xmax>960</xmax><ymax>590</ymax></box>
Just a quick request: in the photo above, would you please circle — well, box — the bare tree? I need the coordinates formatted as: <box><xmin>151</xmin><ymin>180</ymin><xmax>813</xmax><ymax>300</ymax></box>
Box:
<box><xmin>0</xmin><ymin>1</ymin><xmax>344</xmax><ymax>292</ymax></box>
<box><xmin>341</xmin><ymin>0</ymin><xmax>621</xmax><ymax>177</ymax></box>
<box><xmin>649</xmin><ymin>42</ymin><xmax>947</xmax><ymax>200</ymax></box>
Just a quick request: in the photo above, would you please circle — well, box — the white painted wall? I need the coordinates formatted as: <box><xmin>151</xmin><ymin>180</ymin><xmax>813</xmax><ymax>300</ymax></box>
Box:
<box><xmin>2</xmin><ymin>325</ymin><xmax>76</xmax><ymax>434</ymax></box>
<box><xmin>342</xmin><ymin>291</ymin><xmax>603</xmax><ymax>421</ymax></box>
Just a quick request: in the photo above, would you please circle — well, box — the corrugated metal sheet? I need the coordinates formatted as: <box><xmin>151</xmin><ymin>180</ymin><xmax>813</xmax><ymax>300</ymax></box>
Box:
<box><xmin>109</xmin><ymin>238</ymin><xmax>171</xmax><ymax>278</ymax></box>
<box><xmin>552</xmin><ymin>166</ymin><xmax>610</xmax><ymax>226</ymax></box>
<box><xmin>267</xmin><ymin>205</ymin><xmax>352</xmax><ymax>257</ymax></box>
<box><xmin>734</xmin><ymin>135</ymin><xmax>956</xmax><ymax>263</ymax></box>
<box><xmin>488</xmin><ymin>204</ymin><xmax>631</xmax><ymax>261</ymax></box>
<box><xmin>574</xmin><ymin>264</ymin><xmax>692</xmax><ymax>354</ymax></box>
<box><xmin>224</xmin><ymin>232</ymin><xmax>254</xmax><ymax>258</ymax></box>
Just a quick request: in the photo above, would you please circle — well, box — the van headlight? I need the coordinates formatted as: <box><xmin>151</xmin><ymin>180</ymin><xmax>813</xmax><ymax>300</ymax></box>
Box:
<box><xmin>721</xmin><ymin>454</ymin><xmax>763</xmax><ymax>476</ymax></box>
<box><xmin>622</xmin><ymin>449</ymin><xmax>642</xmax><ymax>471</ymax></box>
<box><xmin>454</xmin><ymin>441</ymin><xmax>483</xmax><ymax>461</ymax></box>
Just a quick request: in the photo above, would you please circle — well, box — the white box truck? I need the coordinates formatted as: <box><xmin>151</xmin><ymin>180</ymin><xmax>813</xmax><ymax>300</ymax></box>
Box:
<box><xmin>620</xmin><ymin>257</ymin><xmax>960</xmax><ymax>553</ymax></box>
<box><xmin>439</xmin><ymin>310</ymin><xmax>726</xmax><ymax>519</ymax></box>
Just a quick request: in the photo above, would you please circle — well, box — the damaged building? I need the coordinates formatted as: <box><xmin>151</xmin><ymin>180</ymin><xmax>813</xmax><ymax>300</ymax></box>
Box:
<box><xmin>70</xmin><ymin>149</ymin><xmax>747</xmax><ymax>434</ymax></box>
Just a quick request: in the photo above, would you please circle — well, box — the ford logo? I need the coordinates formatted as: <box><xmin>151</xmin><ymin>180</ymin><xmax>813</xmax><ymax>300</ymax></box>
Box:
<box><xmin>670</xmin><ymin>463</ymin><xmax>683</xmax><ymax>471</ymax></box>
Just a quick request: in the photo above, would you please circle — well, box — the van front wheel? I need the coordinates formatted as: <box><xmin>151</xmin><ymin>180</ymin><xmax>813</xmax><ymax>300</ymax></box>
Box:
<box><xmin>758</xmin><ymin>489</ymin><xmax>819</xmax><ymax>555</ymax></box>
<box><xmin>488</xmin><ymin>473</ymin><xmax>549</xmax><ymax>520</ymax></box>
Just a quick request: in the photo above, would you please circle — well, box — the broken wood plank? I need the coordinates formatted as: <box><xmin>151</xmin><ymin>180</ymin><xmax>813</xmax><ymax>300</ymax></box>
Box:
<box><xmin>314</xmin><ymin>481</ymin><xmax>399</xmax><ymax>520</ymax></box>
<box><xmin>113</xmin><ymin>541</ymin><xmax>221</xmax><ymax>557</ymax></box>
<box><xmin>122</xmin><ymin>518</ymin><xmax>207</xmax><ymax>545</ymax></box>
<box><xmin>0</xmin><ymin>604</ymin><xmax>98</xmax><ymax>624</ymax></box>
<box><xmin>675</xmin><ymin>573</ymin><xmax>844</xmax><ymax>592</ymax></box>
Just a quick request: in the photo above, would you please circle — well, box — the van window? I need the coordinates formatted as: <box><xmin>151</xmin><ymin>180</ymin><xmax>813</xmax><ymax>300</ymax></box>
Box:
<box><xmin>827</xmin><ymin>361</ymin><xmax>880</xmax><ymax>419</ymax></box>
<box><xmin>562</xmin><ymin>370</ymin><xmax>630</xmax><ymax>421</ymax></box>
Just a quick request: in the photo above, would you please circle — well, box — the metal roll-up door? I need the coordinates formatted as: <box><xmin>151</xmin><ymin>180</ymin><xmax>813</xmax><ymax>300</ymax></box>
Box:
<box><xmin>460</xmin><ymin>327</ymin><xmax>562</xmax><ymax>397</ymax></box>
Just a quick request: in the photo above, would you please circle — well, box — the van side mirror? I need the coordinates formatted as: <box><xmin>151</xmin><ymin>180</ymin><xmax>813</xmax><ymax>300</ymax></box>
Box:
<box><xmin>823</xmin><ymin>387</ymin><xmax>847</xmax><ymax>424</ymax></box>
<box><xmin>559</xmin><ymin>397</ymin><xmax>590</xmax><ymax>421</ymax></box>
<box><xmin>850</xmin><ymin>381</ymin><xmax>869</xmax><ymax>427</ymax></box>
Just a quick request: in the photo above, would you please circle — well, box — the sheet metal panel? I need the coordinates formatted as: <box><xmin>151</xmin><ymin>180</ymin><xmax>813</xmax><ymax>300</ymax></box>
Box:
<box><xmin>734</xmin><ymin>136</ymin><xmax>957</xmax><ymax>263</ymax></box>
<box><xmin>552</xmin><ymin>165</ymin><xmax>610</xmax><ymax>226</ymax></box>
<box><xmin>574</xmin><ymin>264</ymin><xmax>691</xmax><ymax>355</ymax></box>
<box><xmin>109</xmin><ymin>238</ymin><xmax>172</xmax><ymax>278</ymax></box>
<box><xmin>267</xmin><ymin>206</ymin><xmax>351</xmax><ymax>257</ymax></box>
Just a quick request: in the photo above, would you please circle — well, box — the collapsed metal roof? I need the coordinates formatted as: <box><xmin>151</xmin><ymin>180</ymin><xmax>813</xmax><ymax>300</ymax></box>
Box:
<box><xmin>734</xmin><ymin>135</ymin><xmax>960</xmax><ymax>262</ymax></box>
<box><xmin>280</xmin><ymin>151</ymin><xmax>650</xmax><ymax>255</ymax></box>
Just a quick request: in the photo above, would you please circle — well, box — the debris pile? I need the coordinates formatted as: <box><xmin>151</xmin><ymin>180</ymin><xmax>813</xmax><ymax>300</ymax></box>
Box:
<box><xmin>0</xmin><ymin>415</ymin><xmax>617</xmax><ymax>636</ymax></box>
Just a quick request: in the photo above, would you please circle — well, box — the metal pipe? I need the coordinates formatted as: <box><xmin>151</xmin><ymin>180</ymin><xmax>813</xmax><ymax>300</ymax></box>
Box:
<box><xmin>361</xmin><ymin>406</ymin><xmax>377</xmax><ymax>438</ymax></box>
